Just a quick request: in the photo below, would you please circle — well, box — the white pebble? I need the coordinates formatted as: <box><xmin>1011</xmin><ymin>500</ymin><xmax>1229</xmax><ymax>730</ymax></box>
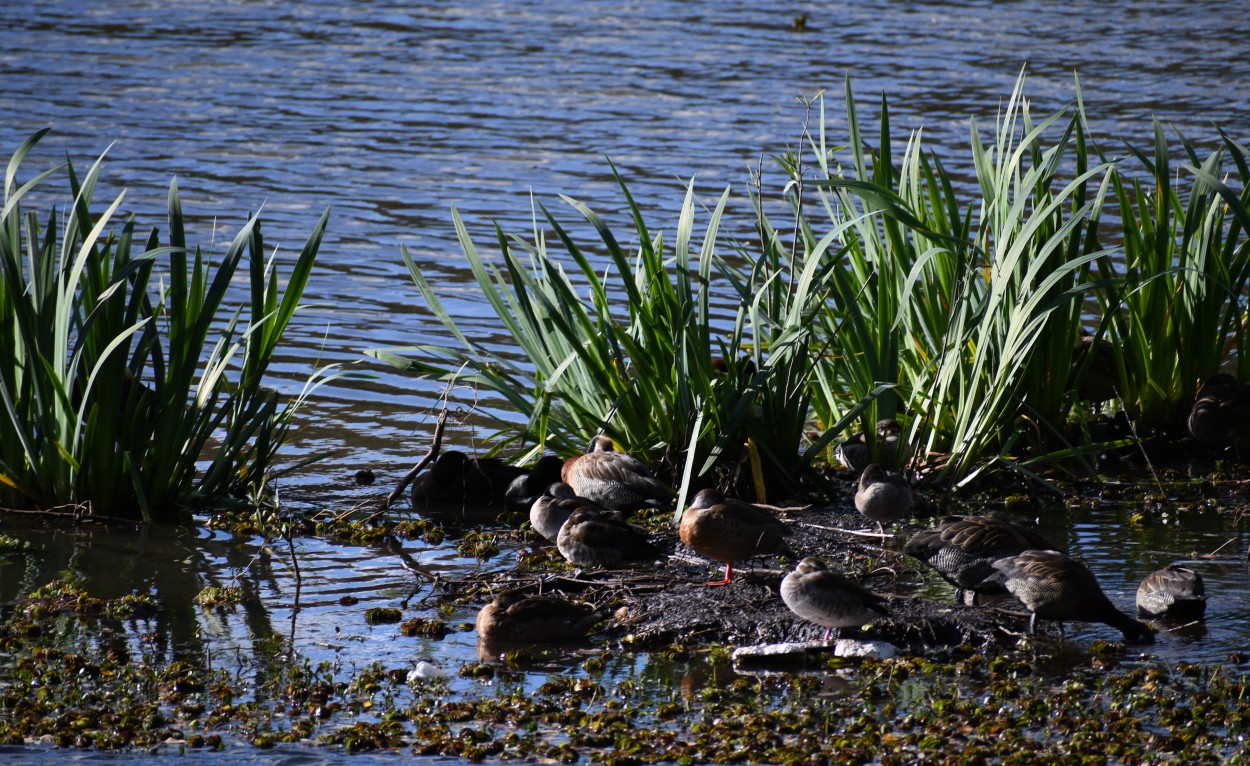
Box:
<box><xmin>407</xmin><ymin>661</ymin><xmax>447</xmax><ymax>682</ymax></box>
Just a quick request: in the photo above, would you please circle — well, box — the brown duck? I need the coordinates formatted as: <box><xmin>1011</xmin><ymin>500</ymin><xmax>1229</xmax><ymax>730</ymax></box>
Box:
<box><xmin>504</xmin><ymin>454</ymin><xmax>567</xmax><ymax>515</ymax></box>
<box><xmin>410</xmin><ymin>450</ymin><xmax>526</xmax><ymax>509</ymax></box>
<box><xmin>475</xmin><ymin>591</ymin><xmax>603</xmax><ymax>644</ymax></box>
<box><xmin>780</xmin><ymin>557</ymin><xmax>890</xmax><ymax>640</ymax></box>
<box><xmin>556</xmin><ymin>507</ymin><xmax>661</xmax><ymax>568</ymax></box>
<box><xmin>529</xmin><ymin>482</ymin><xmax>601</xmax><ymax>543</ymax></box>
<box><xmin>678</xmin><ymin>488</ymin><xmax>794</xmax><ymax>586</ymax></box>
<box><xmin>854</xmin><ymin>463</ymin><xmax>912</xmax><ymax>539</ymax></box>
<box><xmin>835</xmin><ymin>419</ymin><xmax>901</xmax><ymax>472</ymax></box>
<box><xmin>987</xmin><ymin>550</ymin><xmax>1154</xmax><ymax>644</ymax></box>
<box><xmin>561</xmin><ymin>436</ymin><xmax>672</xmax><ymax>512</ymax></box>
<box><xmin>1188</xmin><ymin>373</ymin><xmax>1250</xmax><ymax>453</ymax></box>
<box><xmin>904</xmin><ymin>511</ymin><xmax>1060</xmax><ymax>604</ymax></box>
<box><xmin>1070</xmin><ymin>331</ymin><xmax>1121</xmax><ymax>404</ymax></box>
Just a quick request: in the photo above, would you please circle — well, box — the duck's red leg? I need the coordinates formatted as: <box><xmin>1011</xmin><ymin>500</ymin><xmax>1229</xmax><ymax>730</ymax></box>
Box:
<box><xmin>704</xmin><ymin>562</ymin><xmax>733</xmax><ymax>586</ymax></box>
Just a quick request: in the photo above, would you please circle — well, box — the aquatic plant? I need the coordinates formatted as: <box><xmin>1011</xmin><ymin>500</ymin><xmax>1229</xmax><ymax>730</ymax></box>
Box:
<box><xmin>371</xmin><ymin>164</ymin><xmax>833</xmax><ymax>500</ymax></box>
<box><xmin>4</xmin><ymin>573</ymin><xmax>1250</xmax><ymax>762</ymax></box>
<box><xmin>806</xmin><ymin>75</ymin><xmax>1114</xmax><ymax>481</ymax></box>
<box><xmin>813</xmin><ymin>76</ymin><xmax>1250</xmax><ymax>481</ymax></box>
<box><xmin>0</xmin><ymin>130</ymin><xmax>333</xmax><ymax>520</ymax></box>
<box><xmin>380</xmin><ymin>72</ymin><xmax>1247</xmax><ymax>490</ymax></box>
<box><xmin>1090</xmin><ymin>118</ymin><xmax>1250</xmax><ymax>426</ymax></box>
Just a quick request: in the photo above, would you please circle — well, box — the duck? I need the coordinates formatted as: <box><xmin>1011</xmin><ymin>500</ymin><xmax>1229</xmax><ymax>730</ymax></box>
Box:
<box><xmin>709</xmin><ymin>355</ymin><xmax>758</xmax><ymax>389</ymax></box>
<box><xmin>678</xmin><ymin>488</ymin><xmax>794</xmax><ymax>586</ymax></box>
<box><xmin>1136</xmin><ymin>564</ymin><xmax>1207</xmax><ymax>621</ymax></box>
<box><xmin>835</xmin><ymin>419</ymin><xmax>901</xmax><ymax>472</ymax></box>
<box><xmin>504</xmin><ymin>455</ymin><xmax>567</xmax><ymax>515</ymax></box>
<box><xmin>410</xmin><ymin>450</ymin><xmax>526</xmax><ymax>509</ymax></box>
<box><xmin>986</xmin><ymin>550</ymin><xmax>1154</xmax><ymax>644</ymax></box>
<box><xmin>1188</xmin><ymin>373</ymin><xmax>1250</xmax><ymax>453</ymax></box>
<box><xmin>561</xmin><ymin>436</ymin><xmax>672</xmax><ymax>512</ymax></box>
<box><xmin>529</xmin><ymin>482</ymin><xmax>601</xmax><ymax>542</ymax></box>
<box><xmin>1070</xmin><ymin>331</ymin><xmax>1121</xmax><ymax>405</ymax></box>
<box><xmin>556</xmin><ymin>507</ymin><xmax>661</xmax><ymax>568</ymax></box>
<box><xmin>780</xmin><ymin>557</ymin><xmax>890</xmax><ymax>640</ymax></box>
<box><xmin>854</xmin><ymin>463</ymin><xmax>912</xmax><ymax>539</ymax></box>
<box><xmin>475</xmin><ymin>591</ymin><xmax>603</xmax><ymax>644</ymax></box>
<box><xmin>903</xmin><ymin>511</ymin><xmax>1061</xmax><ymax>604</ymax></box>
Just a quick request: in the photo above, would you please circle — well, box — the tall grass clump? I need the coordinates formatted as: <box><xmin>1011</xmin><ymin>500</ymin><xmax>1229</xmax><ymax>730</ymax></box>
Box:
<box><xmin>370</xmin><ymin>163</ymin><xmax>841</xmax><ymax>500</ymax></box>
<box><xmin>1091</xmin><ymin>119</ymin><xmax>1250</xmax><ymax>427</ymax></box>
<box><xmin>805</xmin><ymin>74</ymin><xmax>1116</xmax><ymax>481</ymax></box>
<box><xmin>386</xmin><ymin>73</ymin><xmax>1247</xmax><ymax>492</ymax></box>
<box><xmin>0</xmin><ymin>130</ymin><xmax>331</xmax><ymax>521</ymax></box>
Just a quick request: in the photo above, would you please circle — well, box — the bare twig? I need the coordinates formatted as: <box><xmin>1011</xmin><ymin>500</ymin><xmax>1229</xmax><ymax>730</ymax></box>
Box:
<box><xmin>280</xmin><ymin>484</ymin><xmax>304</xmax><ymax>653</ymax></box>
<box><xmin>283</xmin><ymin>524</ymin><xmax>302</xmax><ymax>593</ymax></box>
<box><xmin>1123</xmin><ymin>409</ymin><xmax>1174</xmax><ymax>513</ymax></box>
<box><xmin>390</xmin><ymin>540</ymin><xmax>436</xmax><ymax>581</ymax></box>
<box><xmin>0</xmin><ymin>502</ymin><xmax>137</xmax><ymax>525</ymax></box>
<box><xmin>1202</xmin><ymin>537</ymin><xmax>1240</xmax><ymax>559</ymax></box>
<box><xmin>383</xmin><ymin>408</ymin><xmax>448</xmax><ymax>510</ymax></box>
<box><xmin>795</xmin><ymin>521</ymin><xmax>892</xmax><ymax>540</ymax></box>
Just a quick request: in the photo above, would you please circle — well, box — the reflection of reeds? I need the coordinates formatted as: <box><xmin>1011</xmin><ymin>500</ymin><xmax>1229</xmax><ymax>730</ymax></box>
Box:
<box><xmin>379</xmin><ymin>72</ymin><xmax>1248</xmax><ymax>489</ymax></box>
<box><xmin>0</xmin><ymin>130</ymin><xmax>334</xmax><ymax>520</ymax></box>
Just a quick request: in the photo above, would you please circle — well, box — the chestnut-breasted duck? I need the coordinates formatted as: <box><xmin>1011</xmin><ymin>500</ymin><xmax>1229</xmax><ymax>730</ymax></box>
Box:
<box><xmin>561</xmin><ymin>436</ymin><xmax>672</xmax><ymax>512</ymax></box>
<box><xmin>678</xmin><ymin>488</ymin><xmax>794</xmax><ymax>586</ymax></box>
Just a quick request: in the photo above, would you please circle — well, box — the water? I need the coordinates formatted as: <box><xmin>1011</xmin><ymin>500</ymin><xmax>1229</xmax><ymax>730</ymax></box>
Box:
<box><xmin>4</xmin><ymin>0</ymin><xmax>1249</xmax><ymax>480</ymax></box>
<box><xmin>2</xmin><ymin>0</ymin><xmax>1250</xmax><ymax>758</ymax></box>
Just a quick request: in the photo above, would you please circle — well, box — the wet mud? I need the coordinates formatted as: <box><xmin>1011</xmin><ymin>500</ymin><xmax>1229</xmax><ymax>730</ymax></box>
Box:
<box><xmin>448</xmin><ymin>492</ymin><xmax>1031</xmax><ymax>658</ymax></box>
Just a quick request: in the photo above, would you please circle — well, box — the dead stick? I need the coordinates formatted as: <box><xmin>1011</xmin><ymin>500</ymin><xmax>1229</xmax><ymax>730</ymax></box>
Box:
<box><xmin>0</xmin><ymin>503</ymin><xmax>136</xmax><ymax>526</ymax></box>
<box><xmin>384</xmin><ymin>409</ymin><xmax>448</xmax><ymax>510</ymax></box>
<box><xmin>797</xmin><ymin>521</ymin><xmax>893</xmax><ymax>540</ymax></box>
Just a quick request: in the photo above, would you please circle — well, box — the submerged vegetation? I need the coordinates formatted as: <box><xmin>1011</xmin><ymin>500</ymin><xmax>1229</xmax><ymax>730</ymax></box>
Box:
<box><xmin>0</xmin><ymin>130</ymin><xmax>333</xmax><ymax>521</ymax></box>
<box><xmin>3</xmin><ymin>545</ymin><xmax>1250</xmax><ymax>763</ymax></box>
<box><xmin>375</xmin><ymin>74</ymin><xmax>1250</xmax><ymax>496</ymax></box>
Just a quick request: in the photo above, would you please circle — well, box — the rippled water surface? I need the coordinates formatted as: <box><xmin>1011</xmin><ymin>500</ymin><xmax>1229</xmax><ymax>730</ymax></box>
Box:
<box><xmin>4</xmin><ymin>0</ymin><xmax>1249</xmax><ymax>479</ymax></box>
<box><xmin>2</xmin><ymin>0</ymin><xmax>1250</xmax><ymax>759</ymax></box>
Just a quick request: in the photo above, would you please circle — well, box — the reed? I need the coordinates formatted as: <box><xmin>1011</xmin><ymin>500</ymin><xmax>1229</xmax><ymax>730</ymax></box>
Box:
<box><xmin>371</xmin><ymin>162</ymin><xmax>834</xmax><ymax>500</ymax></box>
<box><xmin>384</xmin><ymin>73</ymin><xmax>1247</xmax><ymax>490</ymax></box>
<box><xmin>1090</xmin><ymin>119</ymin><xmax>1250</xmax><ymax>427</ymax></box>
<box><xmin>807</xmin><ymin>75</ymin><xmax>1115</xmax><ymax>481</ymax></box>
<box><xmin>0</xmin><ymin>131</ymin><xmax>332</xmax><ymax>520</ymax></box>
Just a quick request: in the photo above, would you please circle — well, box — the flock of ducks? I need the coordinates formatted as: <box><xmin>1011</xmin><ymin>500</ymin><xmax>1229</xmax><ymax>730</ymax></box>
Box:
<box><xmin>417</xmin><ymin>424</ymin><xmax>1212</xmax><ymax>652</ymax></box>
